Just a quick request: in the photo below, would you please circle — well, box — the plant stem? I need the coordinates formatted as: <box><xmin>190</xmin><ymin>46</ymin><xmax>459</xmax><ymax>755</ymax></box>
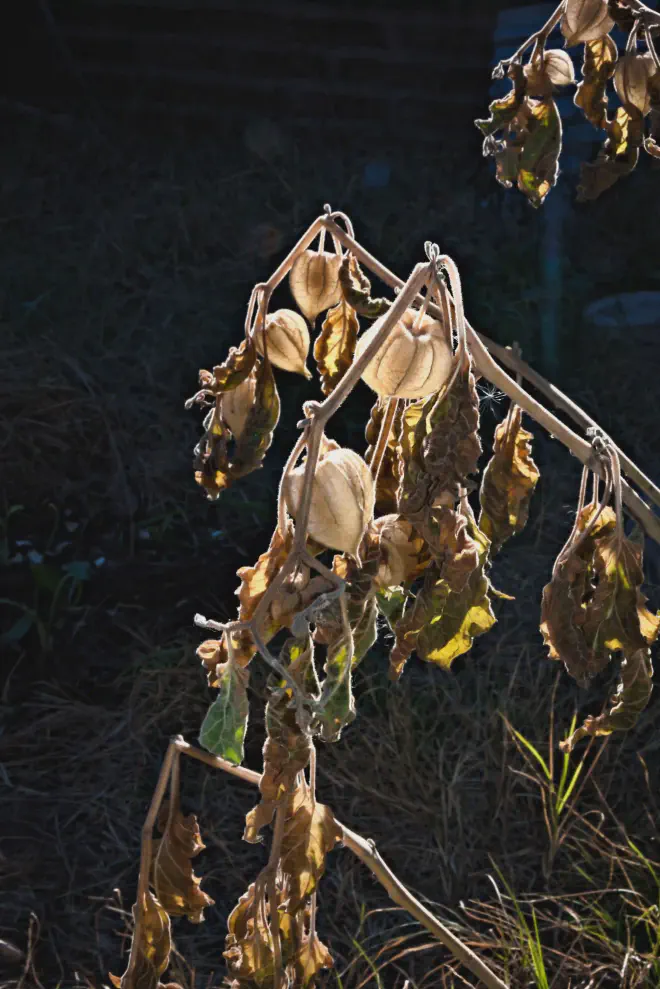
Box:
<box><xmin>172</xmin><ymin>740</ymin><xmax>509</xmax><ymax>989</ymax></box>
<box><xmin>368</xmin><ymin>397</ymin><xmax>399</xmax><ymax>482</ymax></box>
<box><xmin>498</xmin><ymin>1</ymin><xmax>565</xmax><ymax>68</ymax></box>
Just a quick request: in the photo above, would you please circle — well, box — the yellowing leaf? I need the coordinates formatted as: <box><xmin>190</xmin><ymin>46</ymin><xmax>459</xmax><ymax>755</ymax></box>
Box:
<box><xmin>578</xmin><ymin>105</ymin><xmax>645</xmax><ymax>200</ymax></box>
<box><xmin>560</xmin><ymin>648</ymin><xmax>654</xmax><ymax>751</ymax></box>
<box><xmin>152</xmin><ymin>803</ymin><xmax>215</xmax><ymax>924</ymax></box>
<box><xmin>280</xmin><ymin>780</ymin><xmax>342</xmax><ymax>912</ymax></box>
<box><xmin>479</xmin><ymin>405</ymin><xmax>540</xmax><ymax>554</ymax></box>
<box><xmin>199</xmin><ymin>660</ymin><xmax>249</xmax><ymax>765</ymax></box>
<box><xmin>575</xmin><ymin>35</ymin><xmax>618</xmax><ymax>129</ymax></box>
<box><xmin>475</xmin><ymin>64</ymin><xmax>527</xmax><ymax>138</ymax></box>
<box><xmin>291</xmin><ymin>932</ymin><xmax>334</xmax><ymax>988</ymax></box>
<box><xmin>224</xmin><ymin>882</ymin><xmax>276</xmax><ymax>987</ymax></box>
<box><xmin>517</xmin><ymin>98</ymin><xmax>563</xmax><ymax>208</ymax></box>
<box><xmin>338</xmin><ymin>253</ymin><xmax>391</xmax><ymax>319</ymax></box>
<box><xmin>314</xmin><ymin>299</ymin><xmax>360</xmax><ymax>395</ymax></box>
<box><xmin>111</xmin><ymin>891</ymin><xmax>173</xmax><ymax>989</ymax></box>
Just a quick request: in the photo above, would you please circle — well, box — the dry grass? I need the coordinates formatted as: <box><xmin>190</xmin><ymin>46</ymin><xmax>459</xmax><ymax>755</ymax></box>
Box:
<box><xmin>1</xmin><ymin>109</ymin><xmax>660</xmax><ymax>989</ymax></box>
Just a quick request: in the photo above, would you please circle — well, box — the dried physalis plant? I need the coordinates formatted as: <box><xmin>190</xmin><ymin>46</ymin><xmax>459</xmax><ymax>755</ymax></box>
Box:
<box><xmin>113</xmin><ymin>207</ymin><xmax>660</xmax><ymax>989</ymax></box>
<box><xmin>476</xmin><ymin>0</ymin><xmax>660</xmax><ymax>204</ymax></box>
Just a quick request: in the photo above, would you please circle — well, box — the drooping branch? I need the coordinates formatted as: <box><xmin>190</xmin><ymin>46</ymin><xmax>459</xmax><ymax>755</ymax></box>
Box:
<box><xmin>172</xmin><ymin>739</ymin><xmax>509</xmax><ymax>989</ymax></box>
<box><xmin>320</xmin><ymin>216</ymin><xmax>660</xmax><ymax>545</ymax></box>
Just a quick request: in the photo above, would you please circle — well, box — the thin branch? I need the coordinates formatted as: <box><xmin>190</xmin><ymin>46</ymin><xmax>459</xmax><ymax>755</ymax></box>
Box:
<box><xmin>173</xmin><ymin>740</ymin><xmax>509</xmax><ymax>989</ymax></box>
<box><xmin>321</xmin><ymin>217</ymin><xmax>660</xmax><ymax>546</ymax></box>
<box><xmin>368</xmin><ymin>397</ymin><xmax>399</xmax><ymax>482</ymax></box>
<box><xmin>493</xmin><ymin>1</ymin><xmax>565</xmax><ymax>74</ymax></box>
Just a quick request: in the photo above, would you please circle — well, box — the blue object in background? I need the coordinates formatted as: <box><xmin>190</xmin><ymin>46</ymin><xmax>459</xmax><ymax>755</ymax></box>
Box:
<box><xmin>363</xmin><ymin>160</ymin><xmax>392</xmax><ymax>189</ymax></box>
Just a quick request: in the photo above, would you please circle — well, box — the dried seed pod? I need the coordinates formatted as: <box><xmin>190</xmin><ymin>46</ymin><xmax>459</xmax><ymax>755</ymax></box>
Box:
<box><xmin>221</xmin><ymin>368</ymin><xmax>257</xmax><ymax>439</ymax></box>
<box><xmin>614</xmin><ymin>54</ymin><xmax>655</xmax><ymax>115</ymax></box>
<box><xmin>255</xmin><ymin>308</ymin><xmax>312</xmax><ymax>378</ymax></box>
<box><xmin>371</xmin><ymin>514</ymin><xmax>427</xmax><ymax>588</ymax></box>
<box><xmin>289</xmin><ymin>250</ymin><xmax>342</xmax><ymax>323</ymax></box>
<box><xmin>283</xmin><ymin>447</ymin><xmax>375</xmax><ymax>557</ymax></box>
<box><xmin>561</xmin><ymin>0</ymin><xmax>614</xmax><ymax>46</ymax></box>
<box><xmin>354</xmin><ymin>309</ymin><xmax>453</xmax><ymax>400</ymax></box>
<box><xmin>525</xmin><ymin>50</ymin><xmax>576</xmax><ymax>95</ymax></box>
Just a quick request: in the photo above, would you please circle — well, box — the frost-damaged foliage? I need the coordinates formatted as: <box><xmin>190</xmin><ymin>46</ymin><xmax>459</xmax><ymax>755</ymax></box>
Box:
<box><xmin>476</xmin><ymin>0</ymin><xmax>660</xmax><ymax>202</ymax></box>
<box><xmin>115</xmin><ymin>210</ymin><xmax>660</xmax><ymax>989</ymax></box>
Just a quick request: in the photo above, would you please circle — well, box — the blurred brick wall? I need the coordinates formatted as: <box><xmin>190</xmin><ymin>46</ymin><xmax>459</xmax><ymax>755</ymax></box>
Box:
<box><xmin>4</xmin><ymin>0</ymin><xmax>521</xmax><ymax>135</ymax></box>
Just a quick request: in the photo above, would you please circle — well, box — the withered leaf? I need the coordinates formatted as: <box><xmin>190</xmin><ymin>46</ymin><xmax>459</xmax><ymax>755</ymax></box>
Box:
<box><xmin>280</xmin><ymin>779</ymin><xmax>342</xmax><ymax>912</ymax></box>
<box><xmin>398</xmin><ymin>365</ymin><xmax>481</xmax><ymax>526</ymax></box>
<box><xmin>479</xmin><ymin>405</ymin><xmax>540</xmax><ymax>554</ymax></box>
<box><xmin>582</xmin><ymin>530</ymin><xmax>656</xmax><ymax>659</ymax></box>
<box><xmin>575</xmin><ymin>35</ymin><xmax>618</xmax><ymax>129</ymax></box>
<box><xmin>475</xmin><ymin>63</ymin><xmax>527</xmax><ymax>139</ymax></box>
<box><xmin>365</xmin><ymin>398</ymin><xmax>404</xmax><ymax>516</ymax></box>
<box><xmin>224</xmin><ymin>881</ymin><xmax>276</xmax><ymax>987</ymax></box>
<box><xmin>110</xmin><ymin>891</ymin><xmax>172</xmax><ymax>989</ymax></box>
<box><xmin>244</xmin><ymin>637</ymin><xmax>315</xmax><ymax>843</ymax></box>
<box><xmin>229</xmin><ymin>351</ymin><xmax>281</xmax><ymax>480</ymax></box>
<box><xmin>338</xmin><ymin>253</ymin><xmax>391</xmax><ymax>320</ymax></box>
<box><xmin>419</xmin><ymin>507</ymin><xmax>480</xmax><ymax>592</ymax></box>
<box><xmin>578</xmin><ymin>105</ymin><xmax>645</xmax><ymax>200</ymax></box>
<box><xmin>291</xmin><ymin>931</ymin><xmax>334</xmax><ymax>988</ymax></box>
<box><xmin>560</xmin><ymin>648</ymin><xmax>654</xmax><ymax>751</ymax></box>
<box><xmin>187</xmin><ymin>336</ymin><xmax>257</xmax><ymax>405</ymax></box>
<box><xmin>314</xmin><ymin>298</ymin><xmax>360</xmax><ymax>395</ymax></box>
<box><xmin>289</xmin><ymin>250</ymin><xmax>342</xmax><ymax>323</ymax></box>
<box><xmin>646</xmin><ymin>75</ymin><xmax>660</xmax><ymax>158</ymax></box>
<box><xmin>153</xmin><ymin>802</ymin><xmax>214</xmax><ymax>924</ymax></box>
<box><xmin>199</xmin><ymin>661</ymin><xmax>250</xmax><ymax>765</ymax></box>
<box><xmin>517</xmin><ymin>98</ymin><xmax>563</xmax><ymax>208</ymax></box>
<box><xmin>389</xmin><ymin>512</ymin><xmax>495</xmax><ymax>679</ymax></box>
<box><xmin>192</xmin><ymin>351</ymin><xmax>280</xmax><ymax>499</ymax></box>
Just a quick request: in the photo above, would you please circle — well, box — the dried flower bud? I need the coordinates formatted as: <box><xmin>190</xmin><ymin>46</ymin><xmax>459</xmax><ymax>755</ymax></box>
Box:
<box><xmin>354</xmin><ymin>308</ymin><xmax>453</xmax><ymax>400</ymax></box>
<box><xmin>561</xmin><ymin>0</ymin><xmax>614</xmax><ymax>46</ymax></box>
<box><xmin>524</xmin><ymin>50</ymin><xmax>576</xmax><ymax>96</ymax></box>
<box><xmin>614</xmin><ymin>54</ymin><xmax>655</xmax><ymax>115</ymax></box>
<box><xmin>256</xmin><ymin>308</ymin><xmax>312</xmax><ymax>378</ymax></box>
<box><xmin>289</xmin><ymin>250</ymin><xmax>342</xmax><ymax>323</ymax></box>
<box><xmin>221</xmin><ymin>369</ymin><xmax>257</xmax><ymax>439</ymax></box>
<box><xmin>283</xmin><ymin>447</ymin><xmax>375</xmax><ymax>557</ymax></box>
<box><xmin>372</xmin><ymin>514</ymin><xmax>427</xmax><ymax>588</ymax></box>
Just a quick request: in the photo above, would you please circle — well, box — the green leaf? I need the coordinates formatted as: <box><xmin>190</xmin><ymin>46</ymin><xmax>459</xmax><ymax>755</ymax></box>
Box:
<box><xmin>517</xmin><ymin>98</ymin><xmax>563</xmax><ymax>208</ymax></box>
<box><xmin>199</xmin><ymin>662</ymin><xmax>250</xmax><ymax>765</ymax></box>
<box><xmin>316</xmin><ymin>633</ymin><xmax>356</xmax><ymax>744</ymax></box>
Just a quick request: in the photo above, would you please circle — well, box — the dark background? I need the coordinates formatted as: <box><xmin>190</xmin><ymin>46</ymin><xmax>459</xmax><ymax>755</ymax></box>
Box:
<box><xmin>1</xmin><ymin>2</ymin><xmax>660</xmax><ymax>988</ymax></box>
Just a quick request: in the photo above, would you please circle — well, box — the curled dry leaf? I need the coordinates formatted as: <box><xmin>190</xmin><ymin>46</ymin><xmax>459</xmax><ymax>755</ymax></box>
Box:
<box><xmin>398</xmin><ymin>364</ymin><xmax>481</xmax><ymax>525</ymax></box>
<box><xmin>364</xmin><ymin>397</ymin><xmax>404</xmax><ymax>516</ymax></box>
<box><xmin>614</xmin><ymin>53</ymin><xmax>656</xmax><ymax>115</ymax></box>
<box><xmin>372</xmin><ymin>514</ymin><xmax>430</xmax><ymax>589</ymax></box>
<box><xmin>477</xmin><ymin>64</ymin><xmax>563</xmax><ymax>206</ymax></box>
<box><xmin>525</xmin><ymin>50</ymin><xmax>576</xmax><ymax>97</ymax></box>
<box><xmin>284</xmin><ymin>446</ymin><xmax>375</xmax><ymax>557</ymax></box>
<box><xmin>338</xmin><ymin>253</ymin><xmax>391</xmax><ymax>319</ymax></box>
<box><xmin>479</xmin><ymin>405</ymin><xmax>540</xmax><ymax>555</ymax></box>
<box><xmin>110</xmin><ymin>891</ymin><xmax>173</xmax><ymax>989</ymax></box>
<box><xmin>280</xmin><ymin>779</ymin><xmax>342</xmax><ymax>912</ymax></box>
<box><xmin>256</xmin><ymin>308</ymin><xmax>312</xmax><ymax>378</ymax></box>
<box><xmin>578</xmin><ymin>105</ymin><xmax>645</xmax><ymax>200</ymax></box>
<box><xmin>389</xmin><ymin>510</ymin><xmax>495</xmax><ymax>680</ymax></box>
<box><xmin>153</xmin><ymin>802</ymin><xmax>215</xmax><ymax>923</ymax></box>
<box><xmin>223</xmin><ymin>881</ymin><xmax>278</xmax><ymax>987</ymax></box>
<box><xmin>199</xmin><ymin>660</ymin><xmax>250</xmax><ymax>765</ymax></box>
<box><xmin>193</xmin><ymin>351</ymin><xmax>280</xmax><ymax>499</ymax></box>
<box><xmin>314</xmin><ymin>297</ymin><xmax>360</xmax><ymax>395</ymax></box>
<box><xmin>289</xmin><ymin>250</ymin><xmax>342</xmax><ymax>323</ymax></box>
<box><xmin>244</xmin><ymin>637</ymin><xmax>316</xmax><ymax>842</ymax></box>
<box><xmin>313</xmin><ymin>524</ymin><xmax>382</xmax><ymax>740</ymax></box>
<box><xmin>560</xmin><ymin>648</ymin><xmax>654</xmax><ymax>752</ymax></box>
<box><xmin>574</xmin><ymin>35</ymin><xmax>618</xmax><ymax>130</ymax></box>
<box><xmin>561</xmin><ymin>0</ymin><xmax>614</xmax><ymax>46</ymax></box>
<box><xmin>221</xmin><ymin>366</ymin><xmax>257</xmax><ymax>440</ymax></box>
<box><xmin>355</xmin><ymin>307</ymin><xmax>453</xmax><ymax>400</ymax></box>
<box><xmin>200</xmin><ymin>335</ymin><xmax>258</xmax><ymax>397</ymax></box>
